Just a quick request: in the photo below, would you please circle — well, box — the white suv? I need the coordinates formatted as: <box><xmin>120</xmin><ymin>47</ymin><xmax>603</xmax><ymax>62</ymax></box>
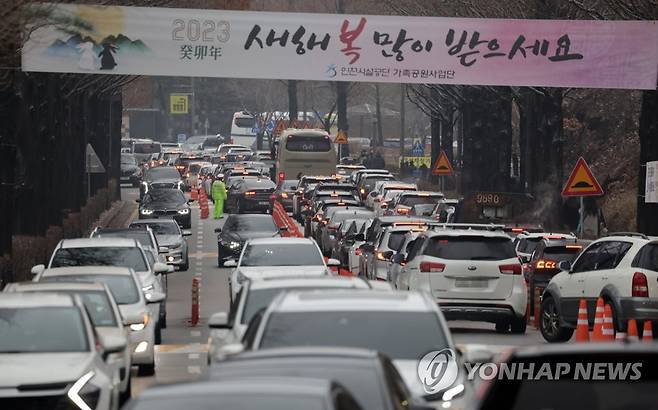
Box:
<box><xmin>398</xmin><ymin>229</ymin><xmax>527</xmax><ymax>333</ymax></box>
<box><xmin>540</xmin><ymin>234</ymin><xmax>658</xmax><ymax>342</ymax></box>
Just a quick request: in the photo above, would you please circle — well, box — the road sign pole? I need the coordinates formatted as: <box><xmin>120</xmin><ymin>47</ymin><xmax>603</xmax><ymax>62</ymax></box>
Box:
<box><xmin>440</xmin><ymin>176</ymin><xmax>444</xmax><ymax>193</ymax></box>
<box><xmin>579</xmin><ymin>196</ymin><xmax>584</xmax><ymax>237</ymax></box>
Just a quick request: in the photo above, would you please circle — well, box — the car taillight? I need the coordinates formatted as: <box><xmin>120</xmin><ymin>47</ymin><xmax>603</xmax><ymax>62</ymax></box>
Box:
<box><xmin>535</xmin><ymin>259</ymin><xmax>557</xmax><ymax>270</ymax></box>
<box><xmin>632</xmin><ymin>272</ymin><xmax>649</xmax><ymax>297</ymax></box>
<box><xmin>281</xmin><ymin>192</ymin><xmax>289</xmax><ymax>199</ymax></box>
<box><xmin>397</xmin><ymin>207</ymin><xmax>409</xmax><ymax>215</ymax></box>
<box><xmin>376</xmin><ymin>251</ymin><xmax>387</xmax><ymax>261</ymax></box>
<box><xmin>420</xmin><ymin>262</ymin><xmax>445</xmax><ymax>272</ymax></box>
<box><xmin>245</xmin><ymin>191</ymin><xmax>256</xmax><ymax>196</ymax></box>
<box><xmin>355</xmin><ymin>248</ymin><xmax>362</xmax><ymax>256</ymax></box>
<box><xmin>499</xmin><ymin>264</ymin><xmax>522</xmax><ymax>275</ymax></box>
<box><xmin>278</xmin><ymin>171</ymin><xmax>285</xmax><ymax>182</ymax></box>
<box><xmin>270</xmin><ymin>194</ymin><xmax>277</xmax><ymax>200</ymax></box>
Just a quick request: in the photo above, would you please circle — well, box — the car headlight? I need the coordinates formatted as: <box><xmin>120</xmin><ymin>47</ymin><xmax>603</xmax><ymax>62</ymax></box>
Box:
<box><xmin>236</xmin><ymin>271</ymin><xmax>248</xmax><ymax>285</ymax></box>
<box><xmin>177</xmin><ymin>181</ymin><xmax>184</xmax><ymax>190</ymax></box>
<box><xmin>130</xmin><ymin>313</ymin><xmax>150</xmax><ymax>331</ymax></box>
<box><xmin>177</xmin><ymin>208</ymin><xmax>190</xmax><ymax>215</ymax></box>
<box><xmin>228</xmin><ymin>241</ymin><xmax>241</xmax><ymax>249</ymax></box>
<box><xmin>140</xmin><ymin>209</ymin><xmax>154</xmax><ymax>215</ymax></box>
<box><xmin>67</xmin><ymin>371</ymin><xmax>100</xmax><ymax>410</ymax></box>
<box><xmin>141</xmin><ymin>181</ymin><xmax>149</xmax><ymax>193</ymax></box>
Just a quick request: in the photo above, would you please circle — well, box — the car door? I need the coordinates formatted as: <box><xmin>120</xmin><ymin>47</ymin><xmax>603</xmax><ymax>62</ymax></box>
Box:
<box><xmin>400</xmin><ymin>237</ymin><xmax>426</xmax><ymax>291</ymax></box>
<box><xmin>559</xmin><ymin>242</ymin><xmax>604</xmax><ymax>324</ymax></box>
<box><xmin>584</xmin><ymin>241</ymin><xmax>633</xmax><ymax>304</ymax></box>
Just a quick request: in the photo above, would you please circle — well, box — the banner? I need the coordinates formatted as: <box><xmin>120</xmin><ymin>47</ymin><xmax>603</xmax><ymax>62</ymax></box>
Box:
<box><xmin>22</xmin><ymin>4</ymin><xmax>658</xmax><ymax>89</ymax></box>
<box><xmin>646</xmin><ymin>161</ymin><xmax>658</xmax><ymax>204</ymax></box>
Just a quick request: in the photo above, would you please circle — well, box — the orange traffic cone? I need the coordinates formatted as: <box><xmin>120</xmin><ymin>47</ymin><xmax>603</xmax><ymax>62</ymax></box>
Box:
<box><xmin>191</xmin><ymin>185</ymin><xmax>198</xmax><ymax>200</ymax></box>
<box><xmin>627</xmin><ymin>319</ymin><xmax>639</xmax><ymax>342</ymax></box>
<box><xmin>592</xmin><ymin>297</ymin><xmax>605</xmax><ymax>341</ymax></box>
<box><xmin>601</xmin><ymin>304</ymin><xmax>615</xmax><ymax>341</ymax></box>
<box><xmin>575</xmin><ymin>299</ymin><xmax>590</xmax><ymax>343</ymax></box>
<box><xmin>642</xmin><ymin>321</ymin><xmax>653</xmax><ymax>342</ymax></box>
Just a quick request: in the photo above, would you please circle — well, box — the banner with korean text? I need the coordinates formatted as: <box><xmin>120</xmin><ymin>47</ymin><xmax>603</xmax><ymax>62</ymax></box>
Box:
<box><xmin>21</xmin><ymin>4</ymin><xmax>658</xmax><ymax>89</ymax></box>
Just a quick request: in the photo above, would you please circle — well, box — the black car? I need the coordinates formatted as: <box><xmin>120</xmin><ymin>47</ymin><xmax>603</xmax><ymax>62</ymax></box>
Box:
<box><xmin>120</xmin><ymin>153</ymin><xmax>141</xmax><ymax>187</ymax></box>
<box><xmin>140</xmin><ymin>166</ymin><xmax>184</xmax><ymax>198</ymax></box>
<box><xmin>225</xmin><ymin>178</ymin><xmax>277</xmax><ymax>214</ymax></box>
<box><xmin>216</xmin><ymin>214</ymin><xmax>281</xmax><ymax>266</ymax></box>
<box><xmin>137</xmin><ymin>188</ymin><xmax>193</xmax><ymax>228</ymax></box>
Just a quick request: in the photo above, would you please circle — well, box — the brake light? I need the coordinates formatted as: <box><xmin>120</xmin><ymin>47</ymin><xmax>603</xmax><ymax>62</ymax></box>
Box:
<box><xmin>381</xmin><ymin>203</ymin><xmax>388</xmax><ymax>209</ymax></box>
<box><xmin>535</xmin><ymin>259</ymin><xmax>557</xmax><ymax>270</ymax></box>
<box><xmin>328</xmin><ymin>225</ymin><xmax>338</xmax><ymax>232</ymax></box>
<box><xmin>281</xmin><ymin>192</ymin><xmax>289</xmax><ymax>199</ymax></box>
<box><xmin>632</xmin><ymin>272</ymin><xmax>649</xmax><ymax>297</ymax></box>
<box><xmin>546</xmin><ymin>235</ymin><xmax>565</xmax><ymax>240</ymax></box>
<box><xmin>499</xmin><ymin>264</ymin><xmax>522</xmax><ymax>275</ymax></box>
<box><xmin>420</xmin><ymin>262</ymin><xmax>445</xmax><ymax>273</ymax></box>
<box><xmin>355</xmin><ymin>248</ymin><xmax>362</xmax><ymax>256</ymax></box>
<box><xmin>270</xmin><ymin>194</ymin><xmax>277</xmax><ymax>200</ymax></box>
<box><xmin>245</xmin><ymin>191</ymin><xmax>256</xmax><ymax>196</ymax></box>
<box><xmin>330</xmin><ymin>193</ymin><xmax>339</xmax><ymax>197</ymax></box>
<box><xmin>511</xmin><ymin>228</ymin><xmax>524</xmax><ymax>233</ymax></box>
<box><xmin>565</xmin><ymin>245</ymin><xmax>582</xmax><ymax>249</ymax></box>
<box><xmin>278</xmin><ymin>171</ymin><xmax>285</xmax><ymax>182</ymax></box>
<box><xmin>397</xmin><ymin>207</ymin><xmax>409</xmax><ymax>215</ymax></box>
<box><xmin>376</xmin><ymin>251</ymin><xmax>387</xmax><ymax>261</ymax></box>
<box><xmin>360</xmin><ymin>188</ymin><xmax>365</xmax><ymax>194</ymax></box>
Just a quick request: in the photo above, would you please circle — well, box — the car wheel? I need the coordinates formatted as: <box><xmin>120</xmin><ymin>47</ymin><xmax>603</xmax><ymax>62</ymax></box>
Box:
<box><xmin>495</xmin><ymin>321</ymin><xmax>510</xmax><ymax>333</ymax></box>
<box><xmin>540</xmin><ymin>295</ymin><xmax>574</xmax><ymax>342</ymax></box>
<box><xmin>180</xmin><ymin>253</ymin><xmax>189</xmax><ymax>271</ymax></box>
<box><xmin>155</xmin><ymin>322</ymin><xmax>162</xmax><ymax>345</ymax></box>
<box><xmin>510</xmin><ymin>315</ymin><xmax>527</xmax><ymax>334</ymax></box>
<box><xmin>119</xmin><ymin>376</ymin><xmax>132</xmax><ymax>405</ymax></box>
<box><xmin>138</xmin><ymin>363</ymin><xmax>155</xmax><ymax>377</ymax></box>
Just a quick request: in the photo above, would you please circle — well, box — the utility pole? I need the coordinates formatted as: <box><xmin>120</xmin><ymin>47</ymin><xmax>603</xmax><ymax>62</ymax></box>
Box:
<box><xmin>400</xmin><ymin>83</ymin><xmax>405</xmax><ymax>159</ymax></box>
<box><xmin>336</xmin><ymin>0</ymin><xmax>349</xmax><ymax>159</ymax></box>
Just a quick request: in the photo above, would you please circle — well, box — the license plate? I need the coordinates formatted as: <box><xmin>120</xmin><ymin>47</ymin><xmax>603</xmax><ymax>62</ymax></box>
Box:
<box><xmin>259</xmin><ymin>201</ymin><xmax>269</xmax><ymax>205</ymax></box>
<box><xmin>455</xmin><ymin>279</ymin><xmax>487</xmax><ymax>288</ymax></box>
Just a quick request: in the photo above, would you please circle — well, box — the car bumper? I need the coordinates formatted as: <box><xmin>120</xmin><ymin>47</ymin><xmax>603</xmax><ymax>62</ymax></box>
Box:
<box><xmin>240</xmin><ymin>198</ymin><xmax>271</xmax><ymax>212</ymax></box>
<box><xmin>439</xmin><ymin>302</ymin><xmax>522</xmax><ymax>322</ymax></box>
<box><xmin>140</xmin><ymin>213</ymin><xmax>192</xmax><ymax>228</ymax></box>
<box><xmin>218</xmin><ymin>242</ymin><xmax>242</xmax><ymax>263</ymax></box>
<box><xmin>619</xmin><ymin>298</ymin><xmax>658</xmax><ymax>321</ymax></box>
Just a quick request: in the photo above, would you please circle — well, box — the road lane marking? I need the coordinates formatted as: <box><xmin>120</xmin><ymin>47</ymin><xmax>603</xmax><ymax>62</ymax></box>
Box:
<box><xmin>188</xmin><ymin>353</ymin><xmax>200</xmax><ymax>360</ymax></box>
<box><xmin>190</xmin><ymin>330</ymin><xmax>201</xmax><ymax>337</ymax></box>
<box><xmin>187</xmin><ymin>366</ymin><xmax>202</xmax><ymax>374</ymax></box>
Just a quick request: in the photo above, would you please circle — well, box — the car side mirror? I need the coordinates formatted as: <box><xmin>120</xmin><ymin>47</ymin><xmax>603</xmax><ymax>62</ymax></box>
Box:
<box><xmin>558</xmin><ymin>260</ymin><xmax>572</xmax><ymax>272</ymax></box>
<box><xmin>182</xmin><ymin>230</ymin><xmax>192</xmax><ymax>236</ymax></box>
<box><xmin>100</xmin><ymin>334</ymin><xmax>127</xmax><ymax>360</ymax></box>
<box><xmin>145</xmin><ymin>291</ymin><xmax>166</xmax><ymax>304</ymax></box>
<box><xmin>135</xmin><ymin>199</ymin><xmax>141</xmax><ymax>203</ymax></box>
<box><xmin>154</xmin><ymin>262</ymin><xmax>170</xmax><ymax>274</ymax></box>
<box><xmin>214</xmin><ymin>343</ymin><xmax>245</xmax><ymax>362</ymax></box>
<box><xmin>158</xmin><ymin>246</ymin><xmax>169</xmax><ymax>254</ymax></box>
<box><xmin>31</xmin><ymin>264</ymin><xmax>45</xmax><ymax>278</ymax></box>
<box><xmin>369</xmin><ymin>191</ymin><xmax>378</xmax><ymax>198</ymax></box>
<box><xmin>224</xmin><ymin>260</ymin><xmax>238</xmax><ymax>268</ymax></box>
<box><xmin>208</xmin><ymin>312</ymin><xmax>230</xmax><ymax>329</ymax></box>
<box><xmin>392</xmin><ymin>253</ymin><xmax>407</xmax><ymax>264</ymax></box>
<box><xmin>214</xmin><ymin>228</ymin><xmax>222</xmax><ymax>233</ymax></box>
<box><xmin>519</xmin><ymin>255</ymin><xmax>529</xmax><ymax>264</ymax></box>
<box><xmin>382</xmin><ymin>250</ymin><xmax>394</xmax><ymax>260</ymax></box>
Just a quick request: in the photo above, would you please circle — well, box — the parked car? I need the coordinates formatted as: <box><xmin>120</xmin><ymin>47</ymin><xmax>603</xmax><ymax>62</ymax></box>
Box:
<box><xmin>541</xmin><ymin>233</ymin><xmax>658</xmax><ymax>342</ymax></box>
<box><xmin>34</xmin><ymin>266</ymin><xmax>162</xmax><ymax>375</ymax></box>
<box><xmin>129</xmin><ymin>219</ymin><xmax>191</xmax><ymax>271</ymax></box>
<box><xmin>0</xmin><ymin>293</ymin><xmax>127</xmax><ymax>410</ymax></box>
<box><xmin>137</xmin><ymin>188</ymin><xmax>193</xmax><ymax>229</ymax></box>
<box><xmin>216</xmin><ymin>214</ymin><xmax>282</xmax><ymax>266</ymax></box>
<box><xmin>207</xmin><ymin>276</ymin><xmax>372</xmax><ymax>363</ymax></box>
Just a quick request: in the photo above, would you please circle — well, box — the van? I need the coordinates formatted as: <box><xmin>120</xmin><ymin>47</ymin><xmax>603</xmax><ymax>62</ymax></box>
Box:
<box><xmin>230</xmin><ymin>111</ymin><xmax>257</xmax><ymax>147</ymax></box>
<box><xmin>276</xmin><ymin>129</ymin><xmax>336</xmax><ymax>183</ymax></box>
<box><xmin>132</xmin><ymin>139</ymin><xmax>161</xmax><ymax>164</ymax></box>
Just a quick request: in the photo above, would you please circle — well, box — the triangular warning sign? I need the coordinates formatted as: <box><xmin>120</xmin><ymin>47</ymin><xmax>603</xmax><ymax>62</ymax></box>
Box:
<box><xmin>291</xmin><ymin>119</ymin><xmax>301</xmax><ymax>129</ymax></box>
<box><xmin>562</xmin><ymin>157</ymin><xmax>603</xmax><ymax>197</ymax></box>
<box><xmin>432</xmin><ymin>150</ymin><xmax>453</xmax><ymax>176</ymax></box>
<box><xmin>303</xmin><ymin>121</ymin><xmax>311</xmax><ymax>129</ymax></box>
<box><xmin>274</xmin><ymin>119</ymin><xmax>286</xmax><ymax>136</ymax></box>
<box><xmin>334</xmin><ymin>130</ymin><xmax>348</xmax><ymax>145</ymax></box>
<box><xmin>86</xmin><ymin>143</ymin><xmax>106</xmax><ymax>174</ymax></box>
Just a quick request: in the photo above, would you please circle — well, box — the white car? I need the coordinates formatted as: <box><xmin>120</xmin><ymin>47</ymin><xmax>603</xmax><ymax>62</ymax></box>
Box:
<box><xmin>31</xmin><ymin>237</ymin><xmax>170</xmax><ymax>334</ymax></box>
<box><xmin>4</xmin><ymin>281</ymin><xmax>135</xmax><ymax>403</ymax></box>
<box><xmin>0</xmin><ymin>293</ymin><xmax>126</xmax><ymax>410</ymax></box>
<box><xmin>240</xmin><ymin>290</ymin><xmax>470</xmax><ymax>407</ymax></box>
<box><xmin>34</xmin><ymin>266</ymin><xmax>163</xmax><ymax>376</ymax></box>
<box><xmin>514</xmin><ymin>231</ymin><xmax>575</xmax><ymax>263</ymax></box>
<box><xmin>365</xmin><ymin>181</ymin><xmax>417</xmax><ymax>210</ymax></box>
<box><xmin>364</xmin><ymin>224</ymin><xmax>429</xmax><ymax>281</ymax></box>
<box><xmin>541</xmin><ymin>234</ymin><xmax>658</xmax><ymax>342</ymax></box>
<box><xmin>207</xmin><ymin>276</ymin><xmax>373</xmax><ymax>363</ymax></box>
<box><xmin>346</xmin><ymin>219</ymin><xmax>372</xmax><ymax>274</ymax></box>
<box><xmin>224</xmin><ymin>237</ymin><xmax>339</xmax><ymax>301</ymax></box>
<box><xmin>398</xmin><ymin>229</ymin><xmax>527</xmax><ymax>333</ymax></box>
<box><xmin>389</xmin><ymin>230</ymin><xmax>422</xmax><ymax>288</ymax></box>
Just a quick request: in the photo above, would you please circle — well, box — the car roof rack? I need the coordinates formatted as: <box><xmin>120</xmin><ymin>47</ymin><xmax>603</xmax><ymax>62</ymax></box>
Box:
<box><xmin>604</xmin><ymin>232</ymin><xmax>649</xmax><ymax>240</ymax></box>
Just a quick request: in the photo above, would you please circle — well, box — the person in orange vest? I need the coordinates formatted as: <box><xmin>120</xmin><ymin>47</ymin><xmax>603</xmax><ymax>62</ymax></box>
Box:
<box><xmin>212</xmin><ymin>179</ymin><xmax>227</xmax><ymax>219</ymax></box>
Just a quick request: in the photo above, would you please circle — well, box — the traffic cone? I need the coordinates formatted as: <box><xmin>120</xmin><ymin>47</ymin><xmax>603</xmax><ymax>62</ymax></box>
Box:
<box><xmin>601</xmin><ymin>304</ymin><xmax>615</xmax><ymax>341</ymax></box>
<box><xmin>191</xmin><ymin>185</ymin><xmax>198</xmax><ymax>200</ymax></box>
<box><xmin>575</xmin><ymin>299</ymin><xmax>590</xmax><ymax>343</ymax></box>
<box><xmin>627</xmin><ymin>319</ymin><xmax>639</xmax><ymax>342</ymax></box>
<box><xmin>642</xmin><ymin>321</ymin><xmax>653</xmax><ymax>342</ymax></box>
<box><xmin>592</xmin><ymin>297</ymin><xmax>605</xmax><ymax>341</ymax></box>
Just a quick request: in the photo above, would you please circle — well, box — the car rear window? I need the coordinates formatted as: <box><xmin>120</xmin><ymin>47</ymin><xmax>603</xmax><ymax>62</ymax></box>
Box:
<box><xmin>542</xmin><ymin>245</ymin><xmax>583</xmax><ymax>263</ymax></box>
<box><xmin>424</xmin><ymin>236</ymin><xmax>516</xmax><ymax>260</ymax></box>
<box><xmin>388</xmin><ymin>232</ymin><xmax>407</xmax><ymax>251</ymax></box>
<box><xmin>517</xmin><ymin>237</ymin><xmax>541</xmax><ymax>253</ymax></box>
<box><xmin>285</xmin><ymin>134</ymin><xmax>332</xmax><ymax>152</ymax></box>
<box><xmin>399</xmin><ymin>195</ymin><xmax>443</xmax><ymax>207</ymax></box>
<box><xmin>632</xmin><ymin>243</ymin><xmax>658</xmax><ymax>272</ymax></box>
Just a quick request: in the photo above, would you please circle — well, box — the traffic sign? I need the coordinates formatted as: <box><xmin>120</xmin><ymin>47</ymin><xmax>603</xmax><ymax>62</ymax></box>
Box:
<box><xmin>411</xmin><ymin>140</ymin><xmax>424</xmax><ymax>157</ymax></box>
<box><xmin>303</xmin><ymin>121</ymin><xmax>311</xmax><ymax>129</ymax></box>
<box><xmin>334</xmin><ymin>130</ymin><xmax>348</xmax><ymax>145</ymax></box>
<box><xmin>177</xmin><ymin>133</ymin><xmax>187</xmax><ymax>143</ymax></box>
<box><xmin>85</xmin><ymin>144</ymin><xmax>105</xmax><ymax>174</ymax></box>
<box><xmin>169</xmin><ymin>95</ymin><xmax>189</xmax><ymax>114</ymax></box>
<box><xmin>266</xmin><ymin>120</ymin><xmax>275</xmax><ymax>132</ymax></box>
<box><xmin>274</xmin><ymin>119</ymin><xmax>286</xmax><ymax>136</ymax></box>
<box><xmin>431</xmin><ymin>150</ymin><xmax>453</xmax><ymax>176</ymax></box>
<box><xmin>291</xmin><ymin>119</ymin><xmax>301</xmax><ymax>129</ymax></box>
<box><xmin>562</xmin><ymin>157</ymin><xmax>603</xmax><ymax>197</ymax></box>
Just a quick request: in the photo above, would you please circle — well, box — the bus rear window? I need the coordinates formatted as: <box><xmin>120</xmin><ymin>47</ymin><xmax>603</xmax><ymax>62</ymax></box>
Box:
<box><xmin>234</xmin><ymin>117</ymin><xmax>255</xmax><ymax>128</ymax></box>
<box><xmin>133</xmin><ymin>143</ymin><xmax>161</xmax><ymax>154</ymax></box>
<box><xmin>286</xmin><ymin>135</ymin><xmax>331</xmax><ymax>152</ymax></box>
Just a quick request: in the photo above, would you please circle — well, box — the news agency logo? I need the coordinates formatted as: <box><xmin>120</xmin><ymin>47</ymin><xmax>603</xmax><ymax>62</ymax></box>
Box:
<box><xmin>417</xmin><ymin>348</ymin><xmax>459</xmax><ymax>394</ymax></box>
<box><xmin>325</xmin><ymin>64</ymin><xmax>337</xmax><ymax>78</ymax></box>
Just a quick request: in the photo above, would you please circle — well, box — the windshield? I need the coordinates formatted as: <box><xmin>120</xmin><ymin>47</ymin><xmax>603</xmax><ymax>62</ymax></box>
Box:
<box><xmin>37</xmin><ymin>290</ymin><xmax>117</xmax><ymax>327</ymax></box>
<box><xmin>133</xmin><ymin>142</ymin><xmax>161</xmax><ymax>154</ymax></box>
<box><xmin>260</xmin><ymin>311</ymin><xmax>448</xmax><ymax>360</ymax></box>
<box><xmin>241</xmin><ymin>244</ymin><xmax>323</xmax><ymax>267</ymax></box>
<box><xmin>225</xmin><ymin>216</ymin><xmax>277</xmax><ymax>232</ymax></box>
<box><xmin>131</xmin><ymin>222</ymin><xmax>180</xmax><ymax>235</ymax></box>
<box><xmin>146</xmin><ymin>167</ymin><xmax>180</xmax><ymax>180</ymax></box>
<box><xmin>93</xmin><ymin>231</ymin><xmax>153</xmax><ymax>249</ymax></box>
<box><xmin>542</xmin><ymin>246</ymin><xmax>583</xmax><ymax>263</ymax></box>
<box><xmin>399</xmin><ymin>195</ymin><xmax>443</xmax><ymax>207</ymax></box>
<box><xmin>51</xmin><ymin>247</ymin><xmax>148</xmax><ymax>272</ymax></box>
<box><xmin>41</xmin><ymin>274</ymin><xmax>140</xmax><ymax>305</ymax></box>
<box><xmin>0</xmin><ymin>307</ymin><xmax>89</xmax><ymax>353</ymax></box>
<box><xmin>424</xmin><ymin>236</ymin><xmax>517</xmax><ymax>260</ymax></box>
<box><xmin>143</xmin><ymin>190</ymin><xmax>186</xmax><ymax>206</ymax></box>
<box><xmin>517</xmin><ymin>237</ymin><xmax>542</xmax><ymax>253</ymax></box>
<box><xmin>234</xmin><ymin>117</ymin><xmax>256</xmax><ymax>128</ymax></box>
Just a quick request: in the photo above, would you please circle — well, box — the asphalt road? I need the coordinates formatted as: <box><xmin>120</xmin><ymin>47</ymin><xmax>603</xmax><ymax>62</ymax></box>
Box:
<box><xmin>120</xmin><ymin>187</ymin><xmax>548</xmax><ymax>397</ymax></box>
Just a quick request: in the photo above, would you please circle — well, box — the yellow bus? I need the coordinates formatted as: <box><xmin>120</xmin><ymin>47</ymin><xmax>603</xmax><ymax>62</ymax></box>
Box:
<box><xmin>276</xmin><ymin>129</ymin><xmax>337</xmax><ymax>183</ymax></box>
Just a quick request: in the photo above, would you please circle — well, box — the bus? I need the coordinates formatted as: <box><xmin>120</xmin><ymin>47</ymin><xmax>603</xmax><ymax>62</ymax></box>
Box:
<box><xmin>131</xmin><ymin>139</ymin><xmax>161</xmax><ymax>164</ymax></box>
<box><xmin>230</xmin><ymin>111</ymin><xmax>257</xmax><ymax>147</ymax></box>
<box><xmin>276</xmin><ymin>129</ymin><xmax>337</xmax><ymax>183</ymax></box>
